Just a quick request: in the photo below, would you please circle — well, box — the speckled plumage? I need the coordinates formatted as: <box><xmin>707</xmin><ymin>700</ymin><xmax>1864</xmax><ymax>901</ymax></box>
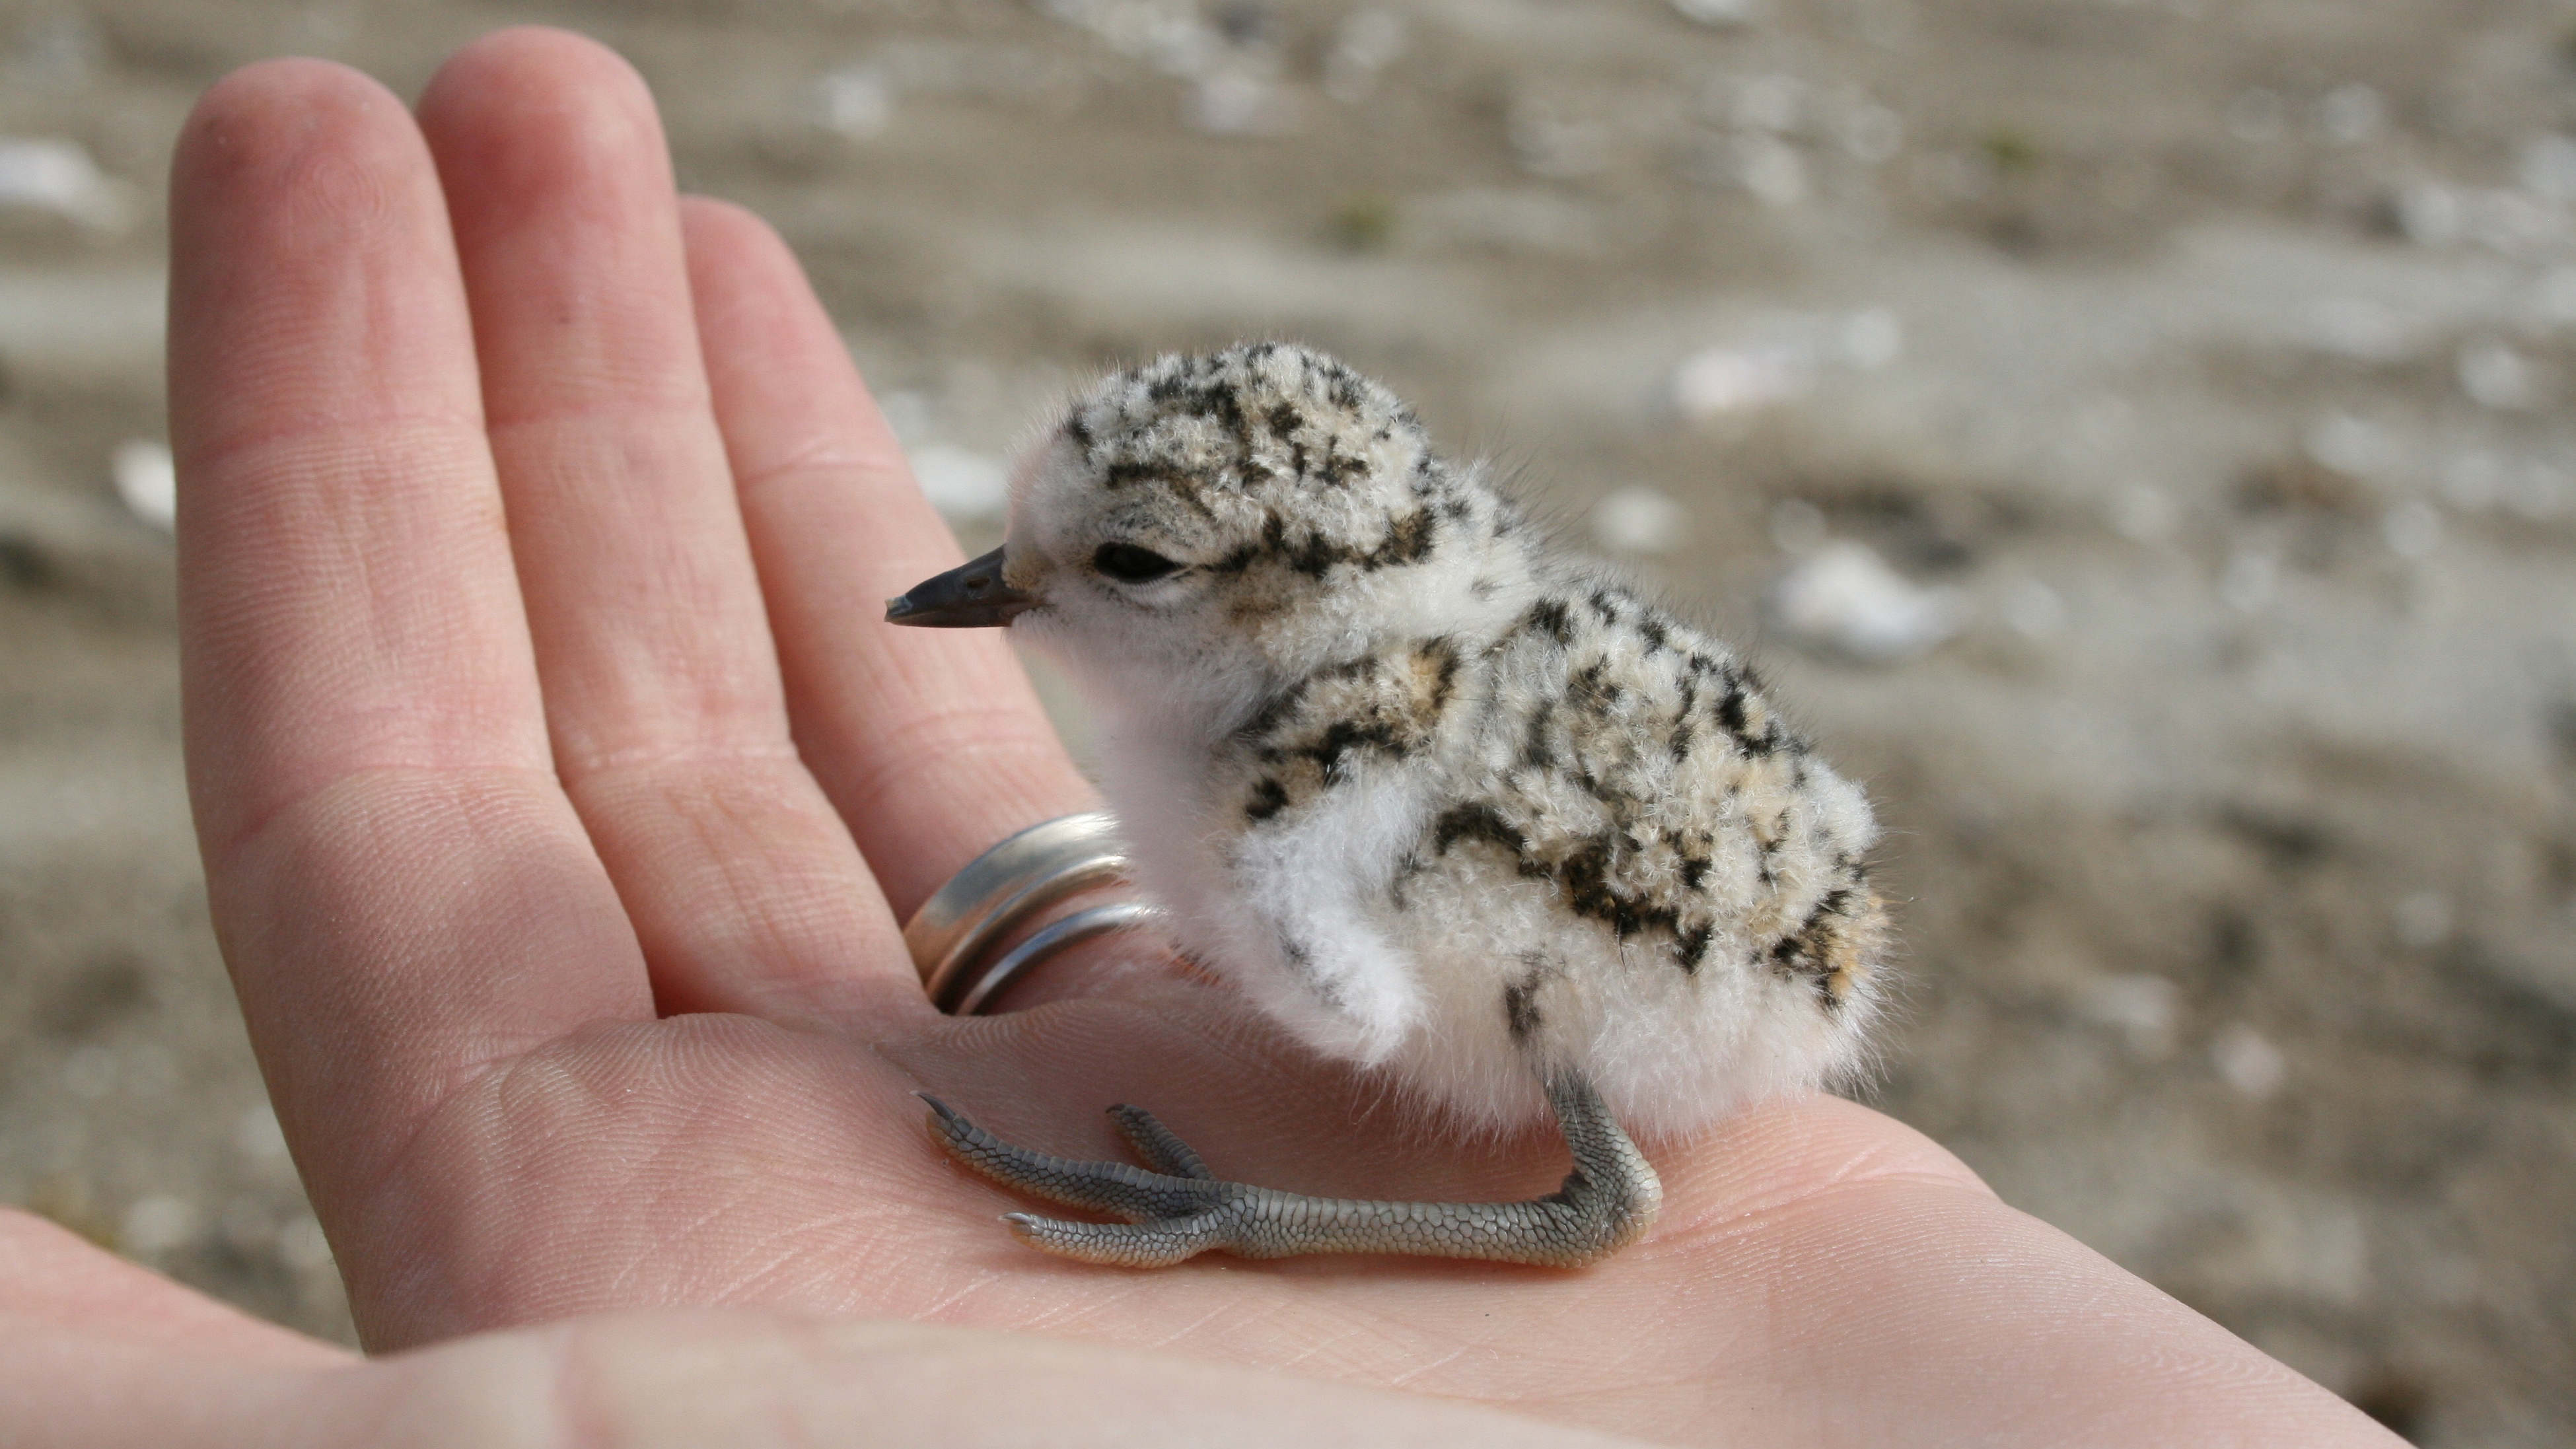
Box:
<box><xmin>1000</xmin><ymin>342</ymin><xmax>1889</xmax><ymax>1143</ymax></box>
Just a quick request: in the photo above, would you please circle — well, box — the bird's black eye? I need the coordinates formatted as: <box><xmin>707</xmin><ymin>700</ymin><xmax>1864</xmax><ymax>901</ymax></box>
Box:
<box><xmin>1092</xmin><ymin>542</ymin><xmax>1184</xmax><ymax>584</ymax></box>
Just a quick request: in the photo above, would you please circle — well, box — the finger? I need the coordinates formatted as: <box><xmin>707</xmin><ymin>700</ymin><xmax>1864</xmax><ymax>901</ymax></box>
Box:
<box><xmin>678</xmin><ymin>197</ymin><xmax>1097</xmax><ymax>924</ymax></box>
<box><xmin>0</xmin><ymin>1211</ymin><xmax>355</xmax><ymax>1448</ymax></box>
<box><xmin>416</xmin><ymin>30</ymin><xmax>906</xmax><ymax>1024</ymax></box>
<box><xmin>170</xmin><ymin>59</ymin><xmax>652</xmax><ymax>1206</ymax></box>
<box><xmin>557</xmin><ymin>1314</ymin><xmax>1663</xmax><ymax>1448</ymax></box>
<box><xmin>0</xmin><ymin>1210</ymin><xmax>347</xmax><ymax>1364</ymax></box>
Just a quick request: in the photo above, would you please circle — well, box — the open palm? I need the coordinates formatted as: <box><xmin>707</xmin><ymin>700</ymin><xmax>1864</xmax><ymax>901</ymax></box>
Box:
<box><xmin>15</xmin><ymin>26</ymin><xmax>2392</xmax><ymax>1447</ymax></box>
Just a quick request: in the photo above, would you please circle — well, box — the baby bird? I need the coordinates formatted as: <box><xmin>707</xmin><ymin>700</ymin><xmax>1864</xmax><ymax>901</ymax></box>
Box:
<box><xmin>887</xmin><ymin>343</ymin><xmax>1888</xmax><ymax>1268</ymax></box>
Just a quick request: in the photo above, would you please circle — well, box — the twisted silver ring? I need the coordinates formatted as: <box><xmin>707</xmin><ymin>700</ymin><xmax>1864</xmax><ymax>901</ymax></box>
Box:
<box><xmin>904</xmin><ymin>812</ymin><xmax>1164</xmax><ymax>1014</ymax></box>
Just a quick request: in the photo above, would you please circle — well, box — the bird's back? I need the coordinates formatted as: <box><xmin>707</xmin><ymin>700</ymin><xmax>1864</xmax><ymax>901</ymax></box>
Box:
<box><xmin>1176</xmin><ymin>569</ymin><xmax>1887</xmax><ymax>1137</ymax></box>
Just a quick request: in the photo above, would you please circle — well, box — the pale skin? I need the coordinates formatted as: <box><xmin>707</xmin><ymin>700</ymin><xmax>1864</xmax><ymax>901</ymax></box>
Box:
<box><xmin>0</xmin><ymin>28</ymin><xmax>2405</xmax><ymax>1446</ymax></box>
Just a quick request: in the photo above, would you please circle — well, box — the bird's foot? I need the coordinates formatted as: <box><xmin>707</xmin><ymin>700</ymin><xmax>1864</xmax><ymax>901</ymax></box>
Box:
<box><xmin>919</xmin><ymin>1076</ymin><xmax>1661</xmax><ymax>1269</ymax></box>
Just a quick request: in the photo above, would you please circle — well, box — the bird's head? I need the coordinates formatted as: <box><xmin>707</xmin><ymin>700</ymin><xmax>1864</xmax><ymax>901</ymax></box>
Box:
<box><xmin>888</xmin><ymin>343</ymin><xmax>1525</xmax><ymax>716</ymax></box>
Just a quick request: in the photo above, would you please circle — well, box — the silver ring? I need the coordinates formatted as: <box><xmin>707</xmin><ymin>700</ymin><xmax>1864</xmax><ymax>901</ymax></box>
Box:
<box><xmin>904</xmin><ymin>812</ymin><xmax>1163</xmax><ymax>1014</ymax></box>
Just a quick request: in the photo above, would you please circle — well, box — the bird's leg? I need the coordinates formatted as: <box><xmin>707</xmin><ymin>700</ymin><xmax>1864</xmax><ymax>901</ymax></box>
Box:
<box><xmin>921</xmin><ymin>1073</ymin><xmax>1663</xmax><ymax>1269</ymax></box>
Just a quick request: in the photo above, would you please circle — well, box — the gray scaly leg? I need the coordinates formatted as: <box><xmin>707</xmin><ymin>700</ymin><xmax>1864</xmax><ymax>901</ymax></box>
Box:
<box><xmin>921</xmin><ymin>1073</ymin><xmax>1662</xmax><ymax>1268</ymax></box>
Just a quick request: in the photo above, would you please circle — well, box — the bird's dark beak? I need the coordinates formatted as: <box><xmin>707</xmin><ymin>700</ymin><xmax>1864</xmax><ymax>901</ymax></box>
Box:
<box><xmin>884</xmin><ymin>546</ymin><xmax>1037</xmax><ymax>629</ymax></box>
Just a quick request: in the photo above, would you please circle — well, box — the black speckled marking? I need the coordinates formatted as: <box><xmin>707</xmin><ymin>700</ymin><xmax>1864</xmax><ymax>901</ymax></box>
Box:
<box><xmin>1234</xmin><ymin>639</ymin><xmax>1466</xmax><ymax>818</ymax></box>
<box><xmin>1521</xmin><ymin>701</ymin><xmax>1557</xmax><ymax>769</ymax></box>
<box><xmin>1244</xmin><ymin>776</ymin><xmax>1290</xmax><ymax>823</ymax></box>
<box><xmin>1504</xmin><ymin>972</ymin><xmax>1544</xmax><ymax>1042</ymax></box>
<box><xmin>1435</xmin><ymin>802</ymin><xmax>1528</xmax><ymax>860</ymax></box>
<box><xmin>1769</xmin><ymin>885</ymin><xmax>1877</xmax><ymax>1007</ymax></box>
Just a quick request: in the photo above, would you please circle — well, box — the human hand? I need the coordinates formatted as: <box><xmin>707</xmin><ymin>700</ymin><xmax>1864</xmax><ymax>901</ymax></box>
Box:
<box><xmin>0</xmin><ymin>1209</ymin><xmax>1646</xmax><ymax>1446</ymax></box>
<box><xmin>17</xmin><ymin>26</ymin><xmax>2400</xmax><ymax>1446</ymax></box>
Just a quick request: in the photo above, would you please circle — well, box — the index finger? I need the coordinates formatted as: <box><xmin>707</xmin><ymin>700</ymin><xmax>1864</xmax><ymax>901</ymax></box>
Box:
<box><xmin>170</xmin><ymin>61</ymin><xmax>652</xmax><ymax>1204</ymax></box>
<box><xmin>679</xmin><ymin>201</ymin><xmax>1098</xmax><ymax>923</ymax></box>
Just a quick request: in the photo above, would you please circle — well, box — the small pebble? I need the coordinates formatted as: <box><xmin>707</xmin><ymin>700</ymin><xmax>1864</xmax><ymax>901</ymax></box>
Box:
<box><xmin>1838</xmin><ymin>308</ymin><xmax>1904</xmax><ymax>369</ymax></box>
<box><xmin>1590</xmin><ymin>485</ymin><xmax>1692</xmax><ymax>555</ymax></box>
<box><xmin>1768</xmin><ymin>540</ymin><xmax>1962</xmax><ymax>662</ymax></box>
<box><xmin>817</xmin><ymin>67</ymin><xmax>894</xmax><ymax>138</ymax></box>
<box><xmin>2381</xmin><ymin>501</ymin><xmax>2441</xmax><ymax>560</ymax></box>
<box><xmin>2305</xmin><ymin>413</ymin><xmax>2394</xmax><ymax>477</ymax></box>
<box><xmin>1323</xmin><ymin>10</ymin><xmax>1404</xmax><ymax>103</ymax></box>
<box><xmin>2211</xmin><ymin>1022</ymin><xmax>2288</xmax><ymax>1100</ymax></box>
<box><xmin>277</xmin><ymin>1213</ymin><xmax>335</xmax><ymax>1271</ymax></box>
<box><xmin>1191</xmin><ymin>70</ymin><xmax>1293</xmax><ymax>136</ymax></box>
<box><xmin>0</xmin><ymin>137</ymin><xmax>129</xmax><ymax>230</ymax></box>
<box><xmin>1672</xmin><ymin>0</ymin><xmax>1762</xmax><ymax>27</ymax></box>
<box><xmin>2108</xmin><ymin>483</ymin><xmax>2176</xmax><ymax>544</ymax></box>
<box><xmin>2077</xmin><ymin>973</ymin><xmax>2178</xmax><ymax>1059</ymax></box>
<box><xmin>2317</xmin><ymin>83</ymin><xmax>2382</xmax><ymax>145</ymax></box>
<box><xmin>112</xmin><ymin>440</ymin><xmax>176</xmax><ymax>531</ymax></box>
<box><xmin>1728</xmin><ymin>133</ymin><xmax>1808</xmax><ymax>207</ymax></box>
<box><xmin>2457</xmin><ymin>340</ymin><xmax>2534</xmax><ymax>411</ymax></box>
<box><xmin>1672</xmin><ymin>344</ymin><xmax>1810</xmax><ymax>417</ymax></box>
<box><xmin>908</xmin><ymin>442</ymin><xmax>1009</xmax><ymax>522</ymax></box>
<box><xmin>233</xmin><ymin>1104</ymin><xmax>290</xmax><ymax>1165</ymax></box>
<box><xmin>120</xmin><ymin>1195</ymin><xmax>198</xmax><ymax>1257</ymax></box>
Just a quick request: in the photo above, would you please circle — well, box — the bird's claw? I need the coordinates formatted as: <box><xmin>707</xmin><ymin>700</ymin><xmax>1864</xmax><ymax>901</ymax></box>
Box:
<box><xmin>1003</xmin><ymin>1206</ymin><xmax>1240</xmax><ymax>1268</ymax></box>
<box><xmin>919</xmin><ymin>1080</ymin><xmax>1662</xmax><ymax>1269</ymax></box>
<box><xmin>922</xmin><ymin>1094</ymin><xmax>1256</xmax><ymax>1265</ymax></box>
<box><xmin>921</xmin><ymin>1094</ymin><xmax>1240</xmax><ymax>1221</ymax></box>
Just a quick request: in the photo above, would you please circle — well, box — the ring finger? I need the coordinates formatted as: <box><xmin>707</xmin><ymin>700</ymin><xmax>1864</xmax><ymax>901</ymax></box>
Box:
<box><xmin>677</xmin><ymin>202</ymin><xmax>1108</xmax><ymax>988</ymax></box>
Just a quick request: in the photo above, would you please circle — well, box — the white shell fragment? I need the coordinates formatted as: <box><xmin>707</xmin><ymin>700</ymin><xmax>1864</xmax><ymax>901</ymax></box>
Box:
<box><xmin>1767</xmin><ymin>540</ymin><xmax>1963</xmax><ymax>662</ymax></box>
<box><xmin>1589</xmin><ymin>485</ymin><xmax>1694</xmax><ymax>555</ymax></box>
<box><xmin>1727</xmin><ymin>134</ymin><xmax>1808</xmax><ymax>207</ymax></box>
<box><xmin>1672</xmin><ymin>0</ymin><xmax>1763</xmax><ymax>28</ymax></box>
<box><xmin>2381</xmin><ymin>501</ymin><xmax>2441</xmax><ymax>560</ymax></box>
<box><xmin>2317</xmin><ymin>83</ymin><xmax>2382</xmax><ymax>146</ymax></box>
<box><xmin>817</xmin><ymin>67</ymin><xmax>894</xmax><ymax>138</ymax></box>
<box><xmin>2108</xmin><ymin>483</ymin><xmax>2176</xmax><ymax>544</ymax></box>
<box><xmin>2211</xmin><ymin>1022</ymin><xmax>2289</xmax><ymax>1100</ymax></box>
<box><xmin>2456</xmin><ymin>340</ymin><xmax>2535</xmax><ymax>411</ymax></box>
<box><xmin>277</xmin><ymin>1213</ymin><xmax>335</xmax><ymax>1271</ymax></box>
<box><xmin>2077</xmin><ymin>972</ymin><xmax>2179</xmax><ymax>1059</ymax></box>
<box><xmin>1671</xmin><ymin>310</ymin><xmax>1902</xmax><ymax>419</ymax></box>
<box><xmin>1190</xmin><ymin>70</ymin><xmax>1295</xmax><ymax>136</ymax></box>
<box><xmin>111</xmin><ymin>439</ymin><xmax>176</xmax><ymax>531</ymax></box>
<box><xmin>908</xmin><ymin>442</ymin><xmax>1010</xmax><ymax>522</ymax></box>
<box><xmin>1323</xmin><ymin>9</ymin><xmax>1406</xmax><ymax>104</ymax></box>
<box><xmin>0</xmin><ymin>137</ymin><xmax>131</xmax><ymax>231</ymax></box>
<box><xmin>121</xmin><ymin>1195</ymin><xmax>200</xmax><ymax>1257</ymax></box>
<box><xmin>1671</xmin><ymin>345</ymin><xmax>1810</xmax><ymax>416</ymax></box>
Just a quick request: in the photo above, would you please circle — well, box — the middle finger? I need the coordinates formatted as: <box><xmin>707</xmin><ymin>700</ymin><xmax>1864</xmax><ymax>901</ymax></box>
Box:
<box><xmin>417</xmin><ymin>29</ymin><xmax>906</xmax><ymax>1024</ymax></box>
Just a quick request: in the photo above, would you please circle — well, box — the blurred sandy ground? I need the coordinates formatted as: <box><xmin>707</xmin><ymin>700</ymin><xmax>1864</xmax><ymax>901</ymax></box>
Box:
<box><xmin>2</xmin><ymin>0</ymin><xmax>2571</xmax><ymax>1440</ymax></box>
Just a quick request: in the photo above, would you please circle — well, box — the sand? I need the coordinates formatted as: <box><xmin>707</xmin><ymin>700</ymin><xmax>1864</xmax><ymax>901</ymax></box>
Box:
<box><xmin>1</xmin><ymin>1</ymin><xmax>2569</xmax><ymax>1440</ymax></box>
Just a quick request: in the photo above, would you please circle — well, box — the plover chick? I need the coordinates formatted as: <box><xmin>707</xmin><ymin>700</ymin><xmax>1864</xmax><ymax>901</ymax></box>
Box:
<box><xmin>888</xmin><ymin>342</ymin><xmax>1888</xmax><ymax>1268</ymax></box>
